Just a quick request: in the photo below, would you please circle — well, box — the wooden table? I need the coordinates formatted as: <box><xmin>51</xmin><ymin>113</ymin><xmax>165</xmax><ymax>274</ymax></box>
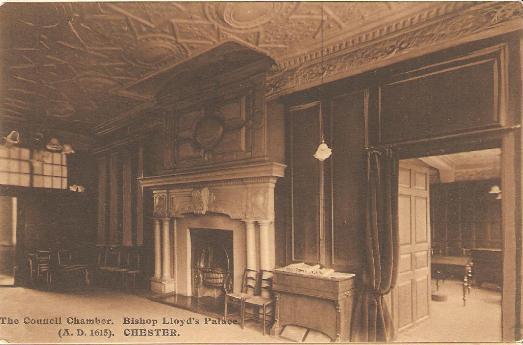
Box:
<box><xmin>271</xmin><ymin>269</ymin><xmax>355</xmax><ymax>342</ymax></box>
<box><xmin>431</xmin><ymin>255</ymin><xmax>472</xmax><ymax>306</ymax></box>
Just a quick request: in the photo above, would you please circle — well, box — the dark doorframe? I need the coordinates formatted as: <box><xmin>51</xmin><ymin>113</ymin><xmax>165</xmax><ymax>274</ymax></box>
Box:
<box><xmin>387</xmin><ymin>127</ymin><xmax>518</xmax><ymax>341</ymax></box>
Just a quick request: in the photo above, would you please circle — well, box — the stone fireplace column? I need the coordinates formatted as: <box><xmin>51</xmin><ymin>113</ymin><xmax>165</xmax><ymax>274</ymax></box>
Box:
<box><xmin>244</xmin><ymin>220</ymin><xmax>257</xmax><ymax>271</ymax></box>
<box><xmin>153</xmin><ymin>219</ymin><xmax>162</xmax><ymax>280</ymax></box>
<box><xmin>161</xmin><ymin>218</ymin><xmax>172</xmax><ymax>281</ymax></box>
<box><xmin>150</xmin><ymin>190</ymin><xmax>175</xmax><ymax>294</ymax></box>
<box><xmin>258</xmin><ymin>220</ymin><xmax>274</xmax><ymax>270</ymax></box>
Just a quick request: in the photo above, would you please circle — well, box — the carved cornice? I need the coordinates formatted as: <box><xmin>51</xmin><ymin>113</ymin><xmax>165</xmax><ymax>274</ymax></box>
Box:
<box><xmin>266</xmin><ymin>2</ymin><xmax>523</xmax><ymax>98</ymax></box>
<box><xmin>139</xmin><ymin>161</ymin><xmax>286</xmax><ymax>189</ymax></box>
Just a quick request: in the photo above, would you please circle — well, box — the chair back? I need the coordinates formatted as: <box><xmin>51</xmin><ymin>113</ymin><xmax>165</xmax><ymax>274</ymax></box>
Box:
<box><xmin>126</xmin><ymin>251</ymin><xmax>142</xmax><ymax>271</ymax></box>
<box><xmin>259</xmin><ymin>270</ymin><xmax>273</xmax><ymax>298</ymax></box>
<box><xmin>96</xmin><ymin>247</ymin><xmax>107</xmax><ymax>266</ymax></box>
<box><xmin>36</xmin><ymin>250</ymin><xmax>51</xmax><ymax>271</ymax></box>
<box><xmin>58</xmin><ymin>249</ymin><xmax>73</xmax><ymax>266</ymax></box>
<box><xmin>241</xmin><ymin>268</ymin><xmax>258</xmax><ymax>296</ymax></box>
<box><xmin>105</xmin><ymin>247</ymin><xmax>121</xmax><ymax>267</ymax></box>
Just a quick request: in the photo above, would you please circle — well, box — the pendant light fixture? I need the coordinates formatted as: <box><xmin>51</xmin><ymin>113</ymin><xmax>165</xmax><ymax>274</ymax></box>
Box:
<box><xmin>313</xmin><ymin>3</ymin><xmax>332</xmax><ymax>162</ymax></box>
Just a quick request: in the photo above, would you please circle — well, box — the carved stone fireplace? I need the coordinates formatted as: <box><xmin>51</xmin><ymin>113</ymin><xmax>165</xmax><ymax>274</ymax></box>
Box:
<box><xmin>140</xmin><ymin>161</ymin><xmax>285</xmax><ymax>295</ymax></box>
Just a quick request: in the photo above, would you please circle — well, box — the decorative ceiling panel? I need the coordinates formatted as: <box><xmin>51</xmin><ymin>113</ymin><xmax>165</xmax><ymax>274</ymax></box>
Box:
<box><xmin>0</xmin><ymin>2</ymin><xmax>519</xmax><ymax>135</ymax></box>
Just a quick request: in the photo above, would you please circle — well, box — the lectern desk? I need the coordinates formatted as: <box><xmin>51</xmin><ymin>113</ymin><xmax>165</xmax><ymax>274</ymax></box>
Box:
<box><xmin>271</xmin><ymin>269</ymin><xmax>355</xmax><ymax>342</ymax></box>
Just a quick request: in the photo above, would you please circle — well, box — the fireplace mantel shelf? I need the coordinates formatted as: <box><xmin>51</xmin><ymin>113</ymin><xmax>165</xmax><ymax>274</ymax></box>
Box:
<box><xmin>139</xmin><ymin>161</ymin><xmax>286</xmax><ymax>188</ymax></box>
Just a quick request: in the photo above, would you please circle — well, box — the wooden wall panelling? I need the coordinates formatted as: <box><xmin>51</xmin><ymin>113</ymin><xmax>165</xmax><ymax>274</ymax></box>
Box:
<box><xmin>289</xmin><ymin>102</ymin><xmax>321</xmax><ymax>264</ymax></box>
<box><xmin>329</xmin><ymin>90</ymin><xmax>367</xmax><ymax>272</ymax></box>
<box><xmin>173</xmin><ymin>91</ymin><xmax>260</xmax><ymax>168</ymax></box>
<box><xmin>97</xmin><ymin>156</ymin><xmax>108</xmax><ymax>245</ymax></box>
<box><xmin>162</xmin><ymin>113</ymin><xmax>176</xmax><ymax>171</ymax></box>
<box><xmin>109</xmin><ymin>152</ymin><xmax>120</xmax><ymax>245</ymax></box>
<box><xmin>430</xmin><ymin>179</ymin><xmax>502</xmax><ymax>255</ymax></box>
<box><xmin>266</xmin><ymin>100</ymin><xmax>286</xmax><ymax>164</ymax></box>
<box><xmin>251</xmin><ymin>76</ymin><xmax>269</xmax><ymax>160</ymax></box>
<box><xmin>378</xmin><ymin>45</ymin><xmax>506</xmax><ymax>145</ymax></box>
<box><xmin>136</xmin><ymin>143</ymin><xmax>144</xmax><ymax>246</ymax></box>
<box><xmin>122</xmin><ymin>149</ymin><xmax>133</xmax><ymax>246</ymax></box>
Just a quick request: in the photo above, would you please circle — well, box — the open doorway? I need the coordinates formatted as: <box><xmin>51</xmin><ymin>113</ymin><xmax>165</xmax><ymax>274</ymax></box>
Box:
<box><xmin>395</xmin><ymin>148</ymin><xmax>502</xmax><ymax>342</ymax></box>
<box><xmin>0</xmin><ymin>196</ymin><xmax>17</xmax><ymax>286</ymax></box>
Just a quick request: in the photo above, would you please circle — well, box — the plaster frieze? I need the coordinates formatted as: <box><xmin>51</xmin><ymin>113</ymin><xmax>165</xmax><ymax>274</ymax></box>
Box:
<box><xmin>145</xmin><ymin>161</ymin><xmax>285</xmax><ymax>221</ymax></box>
<box><xmin>266</xmin><ymin>2</ymin><xmax>523</xmax><ymax>97</ymax></box>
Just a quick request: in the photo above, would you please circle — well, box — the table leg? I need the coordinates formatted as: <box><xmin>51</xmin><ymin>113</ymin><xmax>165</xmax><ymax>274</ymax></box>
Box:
<box><xmin>466</xmin><ymin>264</ymin><xmax>472</xmax><ymax>294</ymax></box>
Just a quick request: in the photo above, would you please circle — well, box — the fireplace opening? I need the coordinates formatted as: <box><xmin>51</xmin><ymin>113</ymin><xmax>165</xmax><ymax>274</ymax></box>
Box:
<box><xmin>190</xmin><ymin>228</ymin><xmax>233</xmax><ymax>298</ymax></box>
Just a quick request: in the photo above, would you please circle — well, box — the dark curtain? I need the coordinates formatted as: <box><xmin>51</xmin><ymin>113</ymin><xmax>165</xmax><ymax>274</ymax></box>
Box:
<box><xmin>351</xmin><ymin>147</ymin><xmax>399</xmax><ymax>342</ymax></box>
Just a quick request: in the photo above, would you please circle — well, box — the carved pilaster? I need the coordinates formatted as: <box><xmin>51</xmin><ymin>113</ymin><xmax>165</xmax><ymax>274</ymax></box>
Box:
<box><xmin>168</xmin><ymin>190</ymin><xmax>178</xmax><ymax>218</ymax></box>
<box><xmin>153</xmin><ymin>190</ymin><xmax>168</xmax><ymax>218</ymax></box>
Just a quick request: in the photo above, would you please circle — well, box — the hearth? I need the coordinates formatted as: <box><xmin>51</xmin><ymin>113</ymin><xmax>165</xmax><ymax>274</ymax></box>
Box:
<box><xmin>191</xmin><ymin>228</ymin><xmax>233</xmax><ymax>297</ymax></box>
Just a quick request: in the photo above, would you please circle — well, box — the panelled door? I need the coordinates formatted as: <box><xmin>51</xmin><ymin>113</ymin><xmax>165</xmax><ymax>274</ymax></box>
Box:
<box><xmin>391</xmin><ymin>160</ymin><xmax>431</xmax><ymax>332</ymax></box>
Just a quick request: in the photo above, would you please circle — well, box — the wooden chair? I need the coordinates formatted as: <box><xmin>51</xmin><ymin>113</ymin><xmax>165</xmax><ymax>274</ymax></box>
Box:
<box><xmin>243</xmin><ymin>270</ymin><xmax>275</xmax><ymax>335</ymax></box>
<box><xmin>124</xmin><ymin>250</ymin><xmax>142</xmax><ymax>289</ymax></box>
<box><xmin>96</xmin><ymin>247</ymin><xmax>127</xmax><ymax>288</ymax></box>
<box><xmin>224</xmin><ymin>268</ymin><xmax>258</xmax><ymax>328</ymax></box>
<box><xmin>56</xmin><ymin>249</ymin><xmax>90</xmax><ymax>286</ymax></box>
<box><xmin>35</xmin><ymin>250</ymin><xmax>52</xmax><ymax>289</ymax></box>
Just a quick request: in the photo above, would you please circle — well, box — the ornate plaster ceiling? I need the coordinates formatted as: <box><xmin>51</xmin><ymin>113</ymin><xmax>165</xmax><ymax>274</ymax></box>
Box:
<box><xmin>0</xmin><ymin>2</ymin><xmax>519</xmax><ymax>135</ymax></box>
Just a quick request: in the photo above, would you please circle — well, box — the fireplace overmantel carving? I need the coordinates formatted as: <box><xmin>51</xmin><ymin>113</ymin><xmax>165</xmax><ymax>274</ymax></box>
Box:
<box><xmin>142</xmin><ymin>161</ymin><xmax>285</xmax><ymax>221</ymax></box>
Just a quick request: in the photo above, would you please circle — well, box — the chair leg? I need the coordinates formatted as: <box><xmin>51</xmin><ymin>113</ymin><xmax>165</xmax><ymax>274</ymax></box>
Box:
<box><xmin>262</xmin><ymin>305</ymin><xmax>266</xmax><ymax>336</ymax></box>
<box><xmin>240</xmin><ymin>300</ymin><xmax>245</xmax><ymax>329</ymax></box>
<box><xmin>224</xmin><ymin>296</ymin><xmax>228</xmax><ymax>321</ymax></box>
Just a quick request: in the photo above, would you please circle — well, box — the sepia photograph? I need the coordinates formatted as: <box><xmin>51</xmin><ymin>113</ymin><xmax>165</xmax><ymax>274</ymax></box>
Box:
<box><xmin>0</xmin><ymin>1</ymin><xmax>522</xmax><ymax>344</ymax></box>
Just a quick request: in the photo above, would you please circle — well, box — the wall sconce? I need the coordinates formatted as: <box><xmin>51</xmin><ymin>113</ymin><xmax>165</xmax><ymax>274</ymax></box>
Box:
<box><xmin>46</xmin><ymin>137</ymin><xmax>63</xmax><ymax>152</ymax></box>
<box><xmin>62</xmin><ymin>143</ymin><xmax>75</xmax><ymax>155</ymax></box>
<box><xmin>2</xmin><ymin>131</ymin><xmax>20</xmax><ymax>147</ymax></box>
<box><xmin>69</xmin><ymin>184</ymin><xmax>85</xmax><ymax>193</ymax></box>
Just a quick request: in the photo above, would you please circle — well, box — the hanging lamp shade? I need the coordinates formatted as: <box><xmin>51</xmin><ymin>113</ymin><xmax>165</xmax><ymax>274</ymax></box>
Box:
<box><xmin>313</xmin><ymin>140</ymin><xmax>332</xmax><ymax>161</ymax></box>
<box><xmin>3</xmin><ymin>130</ymin><xmax>20</xmax><ymax>146</ymax></box>
<box><xmin>488</xmin><ymin>185</ymin><xmax>501</xmax><ymax>194</ymax></box>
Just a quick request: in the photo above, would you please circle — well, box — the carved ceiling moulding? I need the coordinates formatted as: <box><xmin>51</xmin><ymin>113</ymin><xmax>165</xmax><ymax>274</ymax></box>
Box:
<box><xmin>265</xmin><ymin>2</ymin><xmax>523</xmax><ymax>98</ymax></box>
<box><xmin>124</xmin><ymin>35</ymin><xmax>189</xmax><ymax>68</ymax></box>
<box><xmin>204</xmin><ymin>2</ymin><xmax>298</xmax><ymax>32</ymax></box>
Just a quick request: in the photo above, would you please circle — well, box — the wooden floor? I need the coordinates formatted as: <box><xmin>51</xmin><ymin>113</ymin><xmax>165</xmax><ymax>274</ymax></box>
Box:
<box><xmin>395</xmin><ymin>279</ymin><xmax>501</xmax><ymax>342</ymax></box>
